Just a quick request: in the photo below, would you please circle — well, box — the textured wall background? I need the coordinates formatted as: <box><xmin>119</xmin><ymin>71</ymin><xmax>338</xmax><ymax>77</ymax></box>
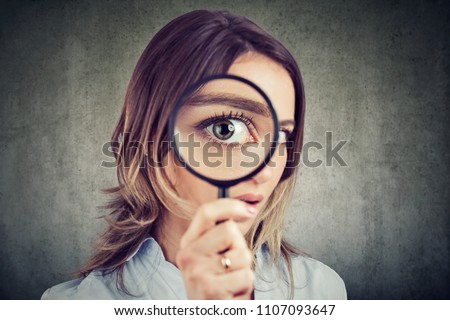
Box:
<box><xmin>1</xmin><ymin>0</ymin><xmax>449</xmax><ymax>299</ymax></box>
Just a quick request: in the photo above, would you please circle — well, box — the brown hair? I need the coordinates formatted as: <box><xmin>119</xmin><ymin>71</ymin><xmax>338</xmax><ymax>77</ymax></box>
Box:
<box><xmin>78</xmin><ymin>9</ymin><xmax>306</xmax><ymax>298</ymax></box>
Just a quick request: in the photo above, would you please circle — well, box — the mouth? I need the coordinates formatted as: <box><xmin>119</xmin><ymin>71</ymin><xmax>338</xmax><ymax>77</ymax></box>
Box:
<box><xmin>233</xmin><ymin>193</ymin><xmax>264</xmax><ymax>208</ymax></box>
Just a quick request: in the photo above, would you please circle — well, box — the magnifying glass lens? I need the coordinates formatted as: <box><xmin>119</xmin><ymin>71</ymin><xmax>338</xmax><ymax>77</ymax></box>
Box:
<box><xmin>173</xmin><ymin>77</ymin><xmax>276</xmax><ymax>181</ymax></box>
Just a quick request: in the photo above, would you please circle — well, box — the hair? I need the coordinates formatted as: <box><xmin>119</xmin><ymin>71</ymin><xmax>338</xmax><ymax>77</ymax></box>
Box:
<box><xmin>78</xmin><ymin>9</ymin><xmax>306</xmax><ymax>299</ymax></box>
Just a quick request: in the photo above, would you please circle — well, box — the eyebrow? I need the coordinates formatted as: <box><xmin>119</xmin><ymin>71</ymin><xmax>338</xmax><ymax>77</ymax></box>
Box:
<box><xmin>280</xmin><ymin>119</ymin><xmax>296</xmax><ymax>128</ymax></box>
<box><xmin>186</xmin><ymin>93</ymin><xmax>272</xmax><ymax>117</ymax></box>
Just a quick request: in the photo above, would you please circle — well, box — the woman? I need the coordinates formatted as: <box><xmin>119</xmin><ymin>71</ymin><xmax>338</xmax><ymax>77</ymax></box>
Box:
<box><xmin>42</xmin><ymin>9</ymin><xmax>346</xmax><ymax>300</ymax></box>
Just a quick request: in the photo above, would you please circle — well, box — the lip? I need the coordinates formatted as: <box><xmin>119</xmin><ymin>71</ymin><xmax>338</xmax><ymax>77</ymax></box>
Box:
<box><xmin>233</xmin><ymin>193</ymin><xmax>264</xmax><ymax>207</ymax></box>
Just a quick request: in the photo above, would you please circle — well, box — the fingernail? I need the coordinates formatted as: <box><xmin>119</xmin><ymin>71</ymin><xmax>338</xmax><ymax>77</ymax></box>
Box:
<box><xmin>247</xmin><ymin>206</ymin><xmax>258</xmax><ymax>215</ymax></box>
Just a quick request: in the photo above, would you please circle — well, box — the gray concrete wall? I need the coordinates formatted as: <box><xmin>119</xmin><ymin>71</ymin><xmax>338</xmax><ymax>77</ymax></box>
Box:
<box><xmin>1</xmin><ymin>0</ymin><xmax>449</xmax><ymax>299</ymax></box>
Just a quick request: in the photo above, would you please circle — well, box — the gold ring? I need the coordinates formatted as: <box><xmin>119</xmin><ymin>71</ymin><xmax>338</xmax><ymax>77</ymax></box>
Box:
<box><xmin>221</xmin><ymin>256</ymin><xmax>231</xmax><ymax>270</ymax></box>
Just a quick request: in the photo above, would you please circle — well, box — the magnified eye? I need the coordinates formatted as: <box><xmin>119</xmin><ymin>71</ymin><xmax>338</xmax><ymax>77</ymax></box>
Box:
<box><xmin>206</xmin><ymin>118</ymin><xmax>252</xmax><ymax>144</ymax></box>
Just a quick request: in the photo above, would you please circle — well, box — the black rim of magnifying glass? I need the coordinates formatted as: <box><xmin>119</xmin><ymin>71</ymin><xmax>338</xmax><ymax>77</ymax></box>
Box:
<box><xmin>168</xmin><ymin>74</ymin><xmax>280</xmax><ymax>189</ymax></box>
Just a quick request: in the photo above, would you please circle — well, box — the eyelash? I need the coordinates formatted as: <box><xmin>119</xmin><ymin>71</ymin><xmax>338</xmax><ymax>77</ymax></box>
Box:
<box><xmin>195</xmin><ymin>110</ymin><xmax>255</xmax><ymax>131</ymax></box>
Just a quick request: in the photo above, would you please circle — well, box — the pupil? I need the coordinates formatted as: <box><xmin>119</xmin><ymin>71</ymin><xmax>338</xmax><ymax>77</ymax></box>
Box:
<box><xmin>213</xmin><ymin>120</ymin><xmax>234</xmax><ymax>140</ymax></box>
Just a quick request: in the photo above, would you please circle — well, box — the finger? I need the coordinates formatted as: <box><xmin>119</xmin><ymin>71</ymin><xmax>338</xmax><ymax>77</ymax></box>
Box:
<box><xmin>216</xmin><ymin>268</ymin><xmax>255</xmax><ymax>299</ymax></box>
<box><xmin>215</xmin><ymin>248</ymin><xmax>253</xmax><ymax>274</ymax></box>
<box><xmin>232</xmin><ymin>291</ymin><xmax>253</xmax><ymax>300</ymax></box>
<box><xmin>176</xmin><ymin>245</ymin><xmax>251</xmax><ymax>277</ymax></box>
<box><xmin>180</xmin><ymin>199</ymin><xmax>256</xmax><ymax>249</ymax></box>
<box><xmin>187</xmin><ymin>238</ymin><xmax>252</xmax><ymax>274</ymax></box>
<box><xmin>189</xmin><ymin>221</ymin><xmax>250</xmax><ymax>257</ymax></box>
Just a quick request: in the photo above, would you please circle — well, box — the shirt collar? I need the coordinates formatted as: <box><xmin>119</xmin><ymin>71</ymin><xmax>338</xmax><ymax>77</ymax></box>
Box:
<box><xmin>126</xmin><ymin>237</ymin><xmax>155</xmax><ymax>262</ymax></box>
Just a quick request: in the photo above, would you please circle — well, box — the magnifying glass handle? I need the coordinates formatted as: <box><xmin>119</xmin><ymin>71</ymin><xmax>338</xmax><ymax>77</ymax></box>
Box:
<box><xmin>216</xmin><ymin>187</ymin><xmax>229</xmax><ymax>226</ymax></box>
<box><xmin>218</xmin><ymin>187</ymin><xmax>229</xmax><ymax>198</ymax></box>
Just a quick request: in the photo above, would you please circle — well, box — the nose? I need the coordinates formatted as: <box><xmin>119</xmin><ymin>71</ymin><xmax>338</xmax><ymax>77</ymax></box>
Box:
<box><xmin>250</xmin><ymin>163</ymin><xmax>273</xmax><ymax>184</ymax></box>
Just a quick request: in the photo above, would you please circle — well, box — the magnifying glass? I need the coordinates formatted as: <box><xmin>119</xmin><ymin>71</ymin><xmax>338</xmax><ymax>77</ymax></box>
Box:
<box><xmin>169</xmin><ymin>74</ymin><xmax>279</xmax><ymax>199</ymax></box>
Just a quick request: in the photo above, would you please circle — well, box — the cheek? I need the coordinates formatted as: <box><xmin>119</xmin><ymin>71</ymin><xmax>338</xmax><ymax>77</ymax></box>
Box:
<box><xmin>174</xmin><ymin>166</ymin><xmax>217</xmax><ymax>207</ymax></box>
<box><xmin>165</xmin><ymin>151</ymin><xmax>217</xmax><ymax>208</ymax></box>
<box><xmin>271</xmin><ymin>145</ymin><xmax>288</xmax><ymax>180</ymax></box>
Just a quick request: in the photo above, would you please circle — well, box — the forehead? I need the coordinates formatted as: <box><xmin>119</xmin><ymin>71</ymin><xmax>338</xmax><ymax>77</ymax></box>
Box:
<box><xmin>226</xmin><ymin>52</ymin><xmax>295</xmax><ymax>122</ymax></box>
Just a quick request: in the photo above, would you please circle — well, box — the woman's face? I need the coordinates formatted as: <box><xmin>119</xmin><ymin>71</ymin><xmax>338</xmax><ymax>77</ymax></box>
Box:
<box><xmin>167</xmin><ymin>52</ymin><xmax>296</xmax><ymax>234</ymax></box>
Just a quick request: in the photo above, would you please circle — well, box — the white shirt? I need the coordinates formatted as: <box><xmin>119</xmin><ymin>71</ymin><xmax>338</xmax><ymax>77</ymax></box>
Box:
<box><xmin>41</xmin><ymin>237</ymin><xmax>347</xmax><ymax>299</ymax></box>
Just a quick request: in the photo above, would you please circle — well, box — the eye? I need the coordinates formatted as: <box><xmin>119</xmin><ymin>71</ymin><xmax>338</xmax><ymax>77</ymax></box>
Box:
<box><xmin>206</xmin><ymin>118</ymin><xmax>254</xmax><ymax>145</ymax></box>
<box><xmin>278</xmin><ymin>130</ymin><xmax>287</xmax><ymax>144</ymax></box>
<box><xmin>278</xmin><ymin>129</ymin><xmax>293</xmax><ymax>144</ymax></box>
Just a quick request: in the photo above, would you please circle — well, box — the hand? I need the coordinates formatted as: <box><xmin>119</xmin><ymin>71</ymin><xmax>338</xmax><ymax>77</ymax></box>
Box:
<box><xmin>176</xmin><ymin>198</ymin><xmax>257</xmax><ymax>299</ymax></box>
